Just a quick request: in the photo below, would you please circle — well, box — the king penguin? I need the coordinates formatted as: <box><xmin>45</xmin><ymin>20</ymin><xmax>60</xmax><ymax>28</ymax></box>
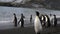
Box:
<box><xmin>53</xmin><ymin>15</ymin><xmax>57</xmax><ymax>26</ymax></box>
<box><xmin>13</xmin><ymin>13</ymin><xmax>17</xmax><ymax>27</ymax></box>
<box><xmin>40</xmin><ymin>14</ymin><xmax>45</xmax><ymax>27</ymax></box>
<box><xmin>34</xmin><ymin>11</ymin><xmax>42</xmax><ymax>34</ymax></box>
<box><xmin>45</xmin><ymin>15</ymin><xmax>51</xmax><ymax>27</ymax></box>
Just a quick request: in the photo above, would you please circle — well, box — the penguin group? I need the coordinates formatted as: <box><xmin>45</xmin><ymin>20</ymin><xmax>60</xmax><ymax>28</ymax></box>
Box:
<box><xmin>13</xmin><ymin>11</ymin><xmax>57</xmax><ymax>34</ymax></box>
<box><xmin>13</xmin><ymin>13</ymin><xmax>25</xmax><ymax>27</ymax></box>
<box><xmin>34</xmin><ymin>11</ymin><xmax>57</xmax><ymax>34</ymax></box>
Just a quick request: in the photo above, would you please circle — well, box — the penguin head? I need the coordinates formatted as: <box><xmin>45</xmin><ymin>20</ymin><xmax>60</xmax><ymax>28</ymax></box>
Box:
<box><xmin>31</xmin><ymin>15</ymin><xmax>32</xmax><ymax>17</ymax></box>
<box><xmin>50</xmin><ymin>14</ymin><xmax>52</xmax><ymax>16</ymax></box>
<box><xmin>13</xmin><ymin>13</ymin><xmax>16</xmax><ymax>16</ymax></box>
<box><xmin>45</xmin><ymin>14</ymin><xmax>48</xmax><ymax>17</ymax></box>
<box><xmin>36</xmin><ymin>11</ymin><xmax>39</xmax><ymax>16</ymax></box>
<box><xmin>53</xmin><ymin>14</ymin><xmax>56</xmax><ymax>16</ymax></box>
<box><xmin>21</xmin><ymin>13</ymin><xmax>23</xmax><ymax>16</ymax></box>
<box><xmin>53</xmin><ymin>14</ymin><xmax>56</xmax><ymax>18</ymax></box>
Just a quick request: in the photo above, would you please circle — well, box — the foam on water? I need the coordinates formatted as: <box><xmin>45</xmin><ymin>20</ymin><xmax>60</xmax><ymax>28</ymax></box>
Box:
<box><xmin>0</xmin><ymin>21</ymin><xmax>12</xmax><ymax>23</ymax></box>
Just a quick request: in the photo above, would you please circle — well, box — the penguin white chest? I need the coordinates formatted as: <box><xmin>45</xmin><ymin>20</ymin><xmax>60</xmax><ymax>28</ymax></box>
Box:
<box><xmin>34</xmin><ymin>16</ymin><xmax>42</xmax><ymax>33</ymax></box>
<box><xmin>45</xmin><ymin>16</ymin><xmax>48</xmax><ymax>22</ymax></box>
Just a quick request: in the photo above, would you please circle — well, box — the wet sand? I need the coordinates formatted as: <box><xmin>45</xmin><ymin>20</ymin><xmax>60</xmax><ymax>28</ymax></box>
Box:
<box><xmin>0</xmin><ymin>24</ymin><xmax>60</xmax><ymax>34</ymax></box>
<box><xmin>0</xmin><ymin>26</ymin><xmax>35</xmax><ymax>34</ymax></box>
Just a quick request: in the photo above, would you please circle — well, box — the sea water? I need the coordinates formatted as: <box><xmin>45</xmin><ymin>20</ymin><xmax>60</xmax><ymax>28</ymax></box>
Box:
<box><xmin>0</xmin><ymin>6</ymin><xmax>60</xmax><ymax>29</ymax></box>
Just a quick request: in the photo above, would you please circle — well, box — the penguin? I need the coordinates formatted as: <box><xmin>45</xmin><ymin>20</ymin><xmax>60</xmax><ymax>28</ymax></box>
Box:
<box><xmin>13</xmin><ymin>13</ymin><xmax>17</xmax><ymax>27</ymax></box>
<box><xmin>18</xmin><ymin>13</ymin><xmax>25</xmax><ymax>27</ymax></box>
<box><xmin>44</xmin><ymin>15</ymin><xmax>51</xmax><ymax>27</ymax></box>
<box><xmin>34</xmin><ymin>11</ymin><xmax>42</xmax><ymax>34</ymax></box>
<box><xmin>40</xmin><ymin>14</ymin><xmax>45</xmax><ymax>27</ymax></box>
<box><xmin>30</xmin><ymin>15</ymin><xmax>32</xmax><ymax>24</ymax></box>
<box><xmin>53</xmin><ymin>15</ymin><xmax>57</xmax><ymax>26</ymax></box>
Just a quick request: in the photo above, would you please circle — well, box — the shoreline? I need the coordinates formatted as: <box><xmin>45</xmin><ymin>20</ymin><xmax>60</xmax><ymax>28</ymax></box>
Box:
<box><xmin>0</xmin><ymin>25</ymin><xmax>60</xmax><ymax>34</ymax></box>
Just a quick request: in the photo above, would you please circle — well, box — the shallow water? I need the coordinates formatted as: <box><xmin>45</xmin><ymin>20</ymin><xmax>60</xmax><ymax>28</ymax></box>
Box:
<box><xmin>0</xmin><ymin>6</ymin><xmax>60</xmax><ymax>29</ymax></box>
<box><xmin>0</xmin><ymin>6</ymin><xmax>60</xmax><ymax>23</ymax></box>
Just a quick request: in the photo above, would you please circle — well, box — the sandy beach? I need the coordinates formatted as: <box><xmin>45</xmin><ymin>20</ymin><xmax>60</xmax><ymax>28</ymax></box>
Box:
<box><xmin>0</xmin><ymin>26</ymin><xmax>35</xmax><ymax>34</ymax></box>
<box><xmin>0</xmin><ymin>24</ymin><xmax>60</xmax><ymax>34</ymax></box>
